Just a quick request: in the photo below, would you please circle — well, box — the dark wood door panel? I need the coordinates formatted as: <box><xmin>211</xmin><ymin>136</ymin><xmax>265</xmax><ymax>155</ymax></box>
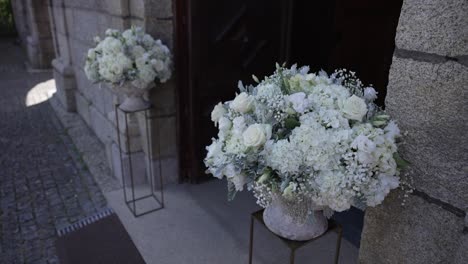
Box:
<box><xmin>186</xmin><ymin>0</ymin><xmax>288</xmax><ymax>182</ymax></box>
<box><xmin>289</xmin><ymin>0</ymin><xmax>403</xmax><ymax>106</ymax></box>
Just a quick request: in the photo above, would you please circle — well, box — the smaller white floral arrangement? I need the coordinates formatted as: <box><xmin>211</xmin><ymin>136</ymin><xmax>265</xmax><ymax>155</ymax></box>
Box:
<box><xmin>205</xmin><ymin>64</ymin><xmax>409</xmax><ymax>214</ymax></box>
<box><xmin>84</xmin><ymin>27</ymin><xmax>172</xmax><ymax>89</ymax></box>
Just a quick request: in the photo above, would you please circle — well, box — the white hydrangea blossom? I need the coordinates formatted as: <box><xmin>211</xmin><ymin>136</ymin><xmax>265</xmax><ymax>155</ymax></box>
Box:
<box><xmin>265</xmin><ymin>139</ymin><xmax>302</xmax><ymax>175</ymax></box>
<box><xmin>84</xmin><ymin>26</ymin><xmax>172</xmax><ymax>88</ymax></box>
<box><xmin>204</xmin><ymin>64</ymin><xmax>405</xmax><ymax>213</ymax></box>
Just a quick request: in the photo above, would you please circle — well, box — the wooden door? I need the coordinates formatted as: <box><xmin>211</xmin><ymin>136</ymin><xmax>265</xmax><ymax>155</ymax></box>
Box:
<box><xmin>176</xmin><ymin>0</ymin><xmax>293</xmax><ymax>183</ymax></box>
<box><xmin>289</xmin><ymin>0</ymin><xmax>403</xmax><ymax>106</ymax></box>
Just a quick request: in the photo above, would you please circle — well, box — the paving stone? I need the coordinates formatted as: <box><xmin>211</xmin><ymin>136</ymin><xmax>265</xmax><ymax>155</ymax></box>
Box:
<box><xmin>19</xmin><ymin>212</ymin><xmax>34</xmax><ymax>223</ymax></box>
<box><xmin>0</xmin><ymin>39</ymin><xmax>108</xmax><ymax>263</ymax></box>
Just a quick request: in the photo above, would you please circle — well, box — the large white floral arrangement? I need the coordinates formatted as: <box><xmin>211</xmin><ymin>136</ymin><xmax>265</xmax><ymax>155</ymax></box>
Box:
<box><xmin>205</xmin><ymin>64</ymin><xmax>408</xmax><ymax>213</ymax></box>
<box><xmin>84</xmin><ymin>27</ymin><xmax>172</xmax><ymax>89</ymax></box>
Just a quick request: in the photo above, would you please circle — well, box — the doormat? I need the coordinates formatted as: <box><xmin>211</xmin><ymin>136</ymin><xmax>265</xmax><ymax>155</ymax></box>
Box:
<box><xmin>56</xmin><ymin>208</ymin><xmax>146</xmax><ymax>264</ymax></box>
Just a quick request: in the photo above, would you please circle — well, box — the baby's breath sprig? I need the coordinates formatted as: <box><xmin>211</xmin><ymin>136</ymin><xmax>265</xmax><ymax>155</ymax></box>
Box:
<box><xmin>333</xmin><ymin>69</ymin><xmax>364</xmax><ymax>97</ymax></box>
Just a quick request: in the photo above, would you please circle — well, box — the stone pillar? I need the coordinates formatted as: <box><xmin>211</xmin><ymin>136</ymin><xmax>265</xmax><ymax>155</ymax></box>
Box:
<box><xmin>48</xmin><ymin>0</ymin><xmax>77</xmax><ymax>111</ymax></box>
<box><xmin>10</xmin><ymin>0</ymin><xmax>29</xmax><ymax>47</ymax></box>
<box><xmin>359</xmin><ymin>0</ymin><xmax>468</xmax><ymax>263</ymax></box>
<box><xmin>109</xmin><ymin>110</ymin><xmax>149</xmax><ymax>187</ymax></box>
<box><xmin>143</xmin><ymin>0</ymin><xmax>179</xmax><ymax>183</ymax></box>
<box><xmin>24</xmin><ymin>0</ymin><xmax>54</xmax><ymax>69</ymax></box>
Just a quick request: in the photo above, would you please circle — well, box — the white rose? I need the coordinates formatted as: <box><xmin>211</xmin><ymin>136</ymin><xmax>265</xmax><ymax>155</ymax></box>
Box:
<box><xmin>242</xmin><ymin>124</ymin><xmax>271</xmax><ymax>147</ymax></box>
<box><xmin>230</xmin><ymin>92</ymin><xmax>254</xmax><ymax>113</ymax></box>
<box><xmin>363</xmin><ymin>87</ymin><xmax>378</xmax><ymax>101</ymax></box>
<box><xmin>342</xmin><ymin>95</ymin><xmax>367</xmax><ymax>121</ymax></box>
<box><xmin>287</xmin><ymin>92</ymin><xmax>310</xmax><ymax>113</ymax></box>
<box><xmin>218</xmin><ymin>117</ymin><xmax>232</xmax><ymax>131</ymax></box>
<box><xmin>211</xmin><ymin>102</ymin><xmax>226</xmax><ymax>124</ymax></box>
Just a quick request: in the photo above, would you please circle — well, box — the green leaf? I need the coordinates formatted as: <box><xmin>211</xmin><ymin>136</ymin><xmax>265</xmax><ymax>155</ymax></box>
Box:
<box><xmin>280</xmin><ymin>178</ymin><xmax>290</xmax><ymax>192</ymax></box>
<box><xmin>252</xmin><ymin>75</ymin><xmax>259</xmax><ymax>83</ymax></box>
<box><xmin>284</xmin><ymin>117</ymin><xmax>300</xmax><ymax>130</ymax></box>
<box><xmin>227</xmin><ymin>181</ymin><xmax>237</xmax><ymax>201</ymax></box>
<box><xmin>276</xmin><ymin>130</ymin><xmax>288</xmax><ymax>140</ymax></box>
<box><xmin>393</xmin><ymin>153</ymin><xmax>410</xmax><ymax>169</ymax></box>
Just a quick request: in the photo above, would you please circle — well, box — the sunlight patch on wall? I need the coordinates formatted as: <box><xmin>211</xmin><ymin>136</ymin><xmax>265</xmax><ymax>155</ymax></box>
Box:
<box><xmin>25</xmin><ymin>79</ymin><xmax>56</xmax><ymax>107</ymax></box>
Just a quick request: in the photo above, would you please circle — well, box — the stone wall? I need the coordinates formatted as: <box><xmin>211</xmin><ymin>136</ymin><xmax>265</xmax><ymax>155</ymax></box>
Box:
<box><xmin>11</xmin><ymin>0</ymin><xmax>54</xmax><ymax>69</ymax></box>
<box><xmin>45</xmin><ymin>0</ymin><xmax>178</xmax><ymax>184</ymax></box>
<box><xmin>359</xmin><ymin>0</ymin><xmax>468</xmax><ymax>263</ymax></box>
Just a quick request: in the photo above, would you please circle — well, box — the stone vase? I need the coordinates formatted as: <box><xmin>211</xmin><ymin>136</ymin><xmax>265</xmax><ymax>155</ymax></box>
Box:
<box><xmin>109</xmin><ymin>82</ymin><xmax>153</xmax><ymax>112</ymax></box>
<box><xmin>263</xmin><ymin>195</ymin><xmax>328</xmax><ymax>241</ymax></box>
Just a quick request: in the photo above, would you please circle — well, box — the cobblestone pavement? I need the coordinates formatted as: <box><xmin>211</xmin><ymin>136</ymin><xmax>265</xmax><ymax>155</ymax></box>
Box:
<box><xmin>0</xmin><ymin>39</ymin><xmax>108</xmax><ymax>263</ymax></box>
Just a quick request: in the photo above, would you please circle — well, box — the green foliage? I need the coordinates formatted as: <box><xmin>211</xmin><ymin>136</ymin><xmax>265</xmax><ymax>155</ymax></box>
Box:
<box><xmin>284</xmin><ymin>117</ymin><xmax>300</xmax><ymax>130</ymax></box>
<box><xmin>0</xmin><ymin>0</ymin><xmax>16</xmax><ymax>35</ymax></box>
<box><xmin>227</xmin><ymin>181</ymin><xmax>237</xmax><ymax>201</ymax></box>
<box><xmin>393</xmin><ymin>152</ymin><xmax>410</xmax><ymax>169</ymax></box>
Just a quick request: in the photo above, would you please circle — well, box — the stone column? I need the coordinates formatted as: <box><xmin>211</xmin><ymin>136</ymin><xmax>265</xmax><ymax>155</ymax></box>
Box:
<box><xmin>24</xmin><ymin>0</ymin><xmax>54</xmax><ymax>69</ymax></box>
<box><xmin>10</xmin><ymin>0</ymin><xmax>29</xmax><ymax>47</ymax></box>
<box><xmin>142</xmin><ymin>0</ymin><xmax>179</xmax><ymax>183</ymax></box>
<box><xmin>48</xmin><ymin>0</ymin><xmax>76</xmax><ymax>111</ymax></box>
<box><xmin>359</xmin><ymin>0</ymin><xmax>468</xmax><ymax>263</ymax></box>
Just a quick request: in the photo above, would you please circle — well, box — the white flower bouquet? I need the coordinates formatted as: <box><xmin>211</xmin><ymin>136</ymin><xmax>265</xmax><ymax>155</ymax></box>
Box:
<box><xmin>205</xmin><ymin>64</ymin><xmax>408</xmax><ymax>214</ymax></box>
<box><xmin>84</xmin><ymin>27</ymin><xmax>172</xmax><ymax>89</ymax></box>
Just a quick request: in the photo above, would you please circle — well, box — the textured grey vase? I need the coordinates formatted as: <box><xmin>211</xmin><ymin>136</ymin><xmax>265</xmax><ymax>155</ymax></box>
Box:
<box><xmin>110</xmin><ymin>82</ymin><xmax>151</xmax><ymax>112</ymax></box>
<box><xmin>263</xmin><ymin>196</ymin><xmax>328</xmax><ymax>241</ymax></box>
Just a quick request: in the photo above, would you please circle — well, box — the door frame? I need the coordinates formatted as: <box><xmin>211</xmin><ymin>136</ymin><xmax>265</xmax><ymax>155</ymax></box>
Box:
<box><xmin>174</xmin><ymin>0</ymin><xmax>197</xmax><ymax>183</ymax></box>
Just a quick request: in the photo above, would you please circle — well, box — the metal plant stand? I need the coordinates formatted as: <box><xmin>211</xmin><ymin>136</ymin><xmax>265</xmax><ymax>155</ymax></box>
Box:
<box><xmin>248</xmin><ymin>209</ymin><xmax>343</xmax><ymax>264</ymax></box>
<box><xmin>115</xmin><ymin>104</ymin><xmax>164</xmax><ymax>217</ymax></box>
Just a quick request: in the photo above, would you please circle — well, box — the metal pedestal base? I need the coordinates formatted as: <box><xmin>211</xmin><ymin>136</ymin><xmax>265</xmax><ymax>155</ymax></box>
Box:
<box><xmin>248</xmin><ymin>209</ymin><xmax>343</xmax><ymax>264</ymax></box>
<box><xmin>115</xmin><ymin>104</ymin><xmax>165</xmax><ymax>217</ymax></box>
